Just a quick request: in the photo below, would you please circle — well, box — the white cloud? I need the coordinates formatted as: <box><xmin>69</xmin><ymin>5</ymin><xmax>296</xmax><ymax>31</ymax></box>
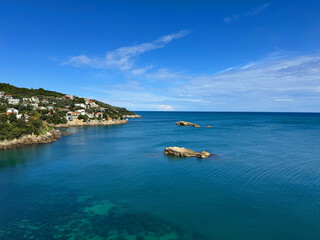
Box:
<box><xmin>62</xmin><ymin>30</ymin><xmax>190</xmax><ymax>70</ymax></box>
<box><xmin>131</xmin><ymin>65</ymin><xmax>153</xmax><ymax>75</ymax></box>
<box><xmin>79</xmin><ymin>53</ymin><xmax>320</xmax><ymax>111</ymax></box>
<box><xmin>273</xmin><ymin>98</ymin><xmax>294</xmax><ymax>102</ymax></box>
<box><xmin>224</xmin><ymin>14</ymin><xmax>240</xmax><ymax>23</ymax></box>
<box><xmin>145</xmin><ymin>68</ymin><xmax>186</xmax><ymax>80</ymax></box>
<box><xmin>157</xmin><ymin>105</ymin><xmax>173</xmax><ymax>111</ymax></box>
<box><xmin>168</xmin><ymin>54</ymin><xmax>320</xmax><ymax>111</ymax></box>
<box><xmin>247</xmin><ymin>3</ymin><xmax>271</xmax><ymax>16</ymax></box>
<box><xmin>62</xmin><ymin>55</ymin><xmax>93</xmax><ymax>67</ymax></box>
<box><xmin>224</xmin><ymin>3</ymin><xmax>271</xmax><ymax>22</ymax></box>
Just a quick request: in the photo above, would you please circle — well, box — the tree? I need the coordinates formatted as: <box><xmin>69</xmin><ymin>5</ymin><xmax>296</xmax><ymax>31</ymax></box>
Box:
<box><xmin>0</xmin><ymin>106</ymin><xmax>6</xmax><ymax>113</ymax></box>
<box><xmin>0</xmin><ymin>114</ymin><xmax>7</xmax><ymax>124</ymax></box>
<box><xmin>78</xmin><ymin>114</ymin><xmax>89</xmax><ymax>122</ymax></box>
<box><xmin>8</xmin><ymin>113</ymin><xmax>17</xmax><ymax>123</ymax></box>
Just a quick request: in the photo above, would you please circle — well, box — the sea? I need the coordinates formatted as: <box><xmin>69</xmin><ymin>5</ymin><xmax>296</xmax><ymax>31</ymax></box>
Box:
<box><xmin>0</xmin><ymin>112</ymin><xmax>320</xmax><ymax>240</ymax></box>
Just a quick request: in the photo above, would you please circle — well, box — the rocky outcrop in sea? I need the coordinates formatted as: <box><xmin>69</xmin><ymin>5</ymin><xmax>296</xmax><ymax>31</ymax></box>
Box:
<box><xmin>176</xmin><ymin>121</ymin><xmax>200</xmax><ymax>127</ymax></box>
<box><xmin>164</xmin><ymin>147</ymin><xmax>211</xmax><ymax>158</ymax></box>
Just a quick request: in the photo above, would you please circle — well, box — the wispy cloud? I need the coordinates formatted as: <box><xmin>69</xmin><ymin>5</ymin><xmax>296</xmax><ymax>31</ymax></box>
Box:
<box><xmin>79</xmin><ymin>53</ymin><xmax>320</xmax><ymax>111</ymax></box>
<box><xmin>224</xmin><ymin>3</ymin><xmax>271</xmax><ymax>22</ymax></box>
<box><xmin>170</xmin><ymin>54</ymin><xmax>320</xmax><ymax>111</ymax></box>
<box><xmin>224</xmin><ymin>14</ymin><xmax>240</xmax><ymax>23</ymax></box>
<box><xmin>62</xmin><ymin>30</ymin><xmax>190</xmax><ymax>71</ymax></box>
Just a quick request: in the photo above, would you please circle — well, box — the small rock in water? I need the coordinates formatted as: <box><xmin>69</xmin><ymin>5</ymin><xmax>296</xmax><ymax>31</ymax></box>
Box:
<box><xmin>164</xmin><ymin>147</ymin><xmax>211</xmax><ymax>159</ymax></box>
<box><xmin>176</xmin><ymin>121</ymin><xmax>200</xmax><ymax>128</ymax></box>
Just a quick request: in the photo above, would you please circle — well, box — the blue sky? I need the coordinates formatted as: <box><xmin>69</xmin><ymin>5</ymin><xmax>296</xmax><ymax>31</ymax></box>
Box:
<box><xmin>1</xmin><ymin>0</ymin><xmax>320</xmax><ymax>112</ymax></box>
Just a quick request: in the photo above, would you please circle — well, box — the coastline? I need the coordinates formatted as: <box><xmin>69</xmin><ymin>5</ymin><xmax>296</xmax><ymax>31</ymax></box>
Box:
<box><xmin>51</xmin><ymin>119</ymin><xmax>128</xmax><ymax>128</ymax></box>
<box><xmin>123</xmin><ymin>114</ymin><xmax>142</xmax><ymax>118</ymax></box>
<box><xmin>0</xmin><ymin>130</ymin><xmax>69</xmax><ymax>150</ymax></box>
<box><xmin>0</xmin><ymin>119</ymin><xmax>129</xmax><ymax>150</ymax></box>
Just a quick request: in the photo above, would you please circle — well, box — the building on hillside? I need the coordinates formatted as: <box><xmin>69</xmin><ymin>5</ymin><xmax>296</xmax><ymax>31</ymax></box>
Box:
<box><xmin>0</xmin><ymin>91</ymin><xmax>4</xmax><ymax>98</ymax></box>
<box><xmin>4</xmin><ymin>95</ymin><xmax>13</xmax><ymax>100</ymax></box>
<box><xmin>39</xmin><ymin>106</ymin><xmax>47</xmax><ymax>110</ymax></box>
<box><xmin>31</xmin><ymin>96</ymin><xmax>39</xmax><ymax>103</ymax></box>
<box><xmin>66</xmin><ymin>115</ymin><xmax>74</xmax><ymax>121</ymax></box>
<box><xmin>42</xmin><ymin>99</ymin><xmax>49</xmax><ymax>104</ymax></box>
<box><xmin>8</xmin><ymin>98</ymin><xmax>20</xmax><ymax>105</ymax></box>
<box><xmin>75</xmin><ymin>103</ymin><xmax>86</xmax><ymax>109</ymax></box>
<box><xmin>63</xmin><ymin>95</ymin><xmax>75</xmax><ymax>100</ymax></box>
<box><xmin>87</xmin><ymin>113</ymin><xmax>94</xmax><ymax>118</ymax></box>
<box><xmin>6</xmin><ymin>108</ymin><xmax>19</xmax><ymax>115</ymax></box>
<box><xmin>22</xmin><ymin>98</ymin><xmax>31</xmax><ymax>102</ymax></box>
<box><xmin>77</xmin><ymin>109</ymin><xmax>86</xmax><ymax>115</ymax></box>
<box><xmin>88</xmin><ymin>101</ymin><xmax>99</xmax><ymax>108</ymax></box>
<box><xmin>95</xmin><ymin>112</ymin><xmax>103</xmax><ymax>118</ymax></box>
<box><xmin>31</xmin><ymin>103</ymin><xmax>38</xmax><ymax>109</ymax></box>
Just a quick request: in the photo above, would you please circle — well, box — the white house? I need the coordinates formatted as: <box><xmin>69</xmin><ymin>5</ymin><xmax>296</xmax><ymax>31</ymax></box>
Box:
<box><xmin>77</xmin><ymin>109</ymin><xmax>86</xmax><ymax>115</ymax></box>
<box><xmin>66</xmin><ymin>115</ymin><xmax>74</xmax><ymax>121</ymax></box>
<box><xmin>6</xmin><ymin>108</ymin><xmax>19</xmax><ymax>114</ymax></box>
<box><xmin>31</xmin><ymin>103</ymin><xmax>39</xmax><ymax>109</ymax></box>
<box><xmin>89</xmin><ymin>102</ymin><xmax>99</xmax><ymax>108</ymax></box>
<box><xmin>42</xmin><ymin>99</ymin><xmax>49</xmax><ymax>104</ymax></box>
<box><xmin>95</xmin><ymin>112</ymin><xmax>103</xmax><ymax>118</ymax></box>
<box><xmin>39</xmin><ymin>106</ymin><xmax>47</xmax><ymax>110</ymax></box>
<box><xmin>63</xmin><ymin>95</ymin><xmax>75</xmax><ymax>100</ymax></box>
<box><xmin>0</xmin><ymin>91</ymin><xmax>4</xmax><ymax>98</ymax></box>
<box><xmin>75</xmin><ymin>103</ymin><xmax>86</xmax><ymax>109</ymax></box>
<box><xmin>22</xmin><ymin>98</ymin><xmax>31</xmax><ymax>102</ymax></box>
<box><xmin>8</xmin><ymin>98</ymin><xmax>20</xmax><ymax>105</ymax></box>
<box><xmin>31</xmin><ymin>96</ymin><xmax>39</xmax><ymax>103</ymax></box>
<box><xmin>4</xmin><ymin>95</ymin><xmax>13</xmax><ymax>100</ymax></box>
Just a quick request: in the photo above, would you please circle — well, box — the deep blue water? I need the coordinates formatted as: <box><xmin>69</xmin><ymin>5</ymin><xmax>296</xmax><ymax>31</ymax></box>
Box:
<box><xmin>1</xmin><ymin>112</ymin><xmax>320</xmax><ymax>240</ymax></box>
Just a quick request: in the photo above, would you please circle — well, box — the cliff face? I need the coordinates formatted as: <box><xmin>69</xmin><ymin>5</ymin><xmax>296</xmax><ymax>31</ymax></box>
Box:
<box><xmin>0</xmin><ymin>130</ymin><xmax>67</xmax><ymax>150</ymax></box>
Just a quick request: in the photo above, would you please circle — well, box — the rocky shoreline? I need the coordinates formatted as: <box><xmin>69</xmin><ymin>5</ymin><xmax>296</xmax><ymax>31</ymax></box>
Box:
<box><xmin>123</xmin><ymin>114</ymin><xmax>142</xmax><ymax>118</ymax></box>
<box><xmin>51</xmin><ymin>119</ymin><xmax>128</xmax><ymax>128</ymax></box>
<box><xmin>0</xmin><ymin>119</ymin><xmax>129</xmax><ymax>150</ymax></box>
<box><xmin>0</xmin><ymin>130</ymin><xmax>71</xmax><ymax>150</ymax></box>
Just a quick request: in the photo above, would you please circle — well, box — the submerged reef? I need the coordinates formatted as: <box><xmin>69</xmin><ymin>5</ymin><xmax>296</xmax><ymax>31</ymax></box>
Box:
<box><xmin>0</xmin><ymin>197</ymin><xmax>211</xmax><ymax>240</ymax></box>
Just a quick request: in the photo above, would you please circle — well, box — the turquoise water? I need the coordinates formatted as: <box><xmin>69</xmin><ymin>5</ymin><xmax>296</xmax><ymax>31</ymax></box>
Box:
<box><xmin>1</xmin><ymin>112</ymin><xmax>320</xmax><ymax>240</ymax></box>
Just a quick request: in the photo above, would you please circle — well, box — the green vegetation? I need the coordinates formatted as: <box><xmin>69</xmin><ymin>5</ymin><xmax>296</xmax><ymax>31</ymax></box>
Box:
<box><xmin>0</xmin><ymin>83</ymin><xmax>64</xmax><ymax>98</ymax></box>
<box><xmin>0</xmin><ymin>114</ymin><xmax>52</xmax><ymax>141</ymax></box>
<box><xmin>78</xmin><ymin>114</ymin><xmax>89</xmax><ymax>122</ymax></box>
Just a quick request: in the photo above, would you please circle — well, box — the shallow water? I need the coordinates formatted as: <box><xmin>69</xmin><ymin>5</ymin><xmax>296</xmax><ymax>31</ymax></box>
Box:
<box><xmin>1</xmin><ymin>112</ymin><xmax>320</xmax><ymax>240</ymax></box>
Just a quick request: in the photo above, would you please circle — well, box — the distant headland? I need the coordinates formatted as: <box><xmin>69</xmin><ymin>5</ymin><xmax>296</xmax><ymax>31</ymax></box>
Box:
<box><xmin>0</xmin><ymin>83</ymin><xmax>139</xmax><ymax>150</ymax></box>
